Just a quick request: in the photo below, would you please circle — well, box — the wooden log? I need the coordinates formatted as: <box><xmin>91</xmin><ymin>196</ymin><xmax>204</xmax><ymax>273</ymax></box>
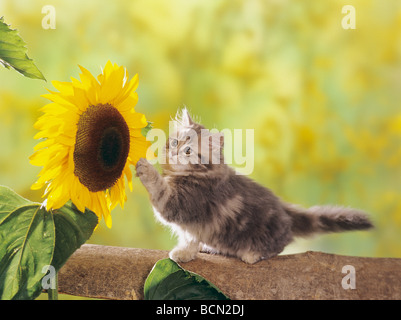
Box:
<box><xmin>57</xmin><ymin>244</ymin><xmax>401</xmax><ymax>300</ymax></box>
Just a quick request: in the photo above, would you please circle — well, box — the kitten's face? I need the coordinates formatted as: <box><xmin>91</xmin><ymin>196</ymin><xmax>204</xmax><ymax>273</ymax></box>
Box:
<box><xmin>162</xmin><ymin>109</ymin><xmax>224</xmax><ymax>174</ymax></box>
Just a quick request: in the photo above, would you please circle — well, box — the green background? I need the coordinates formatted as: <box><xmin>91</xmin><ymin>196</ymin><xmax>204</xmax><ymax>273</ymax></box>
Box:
<box><xmin>0</xmin><ymin>0</ymin><xmax>400</xmax><ymax>267</ymax></box>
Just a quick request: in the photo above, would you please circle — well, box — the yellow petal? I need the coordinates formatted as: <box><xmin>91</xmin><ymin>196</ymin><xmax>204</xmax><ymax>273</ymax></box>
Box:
<box><xmin>124</xmin><ymin>112</ymin><xmax>148</xmax><ymax>129</ymax></box>
<box><xmin>123</xmin><ymin>164</ymin><xmax>133</xmax><ymax>192</ymax></box>
<box><xmin>98</xmin><ymin>63</ymin><xmax>125</xmax><ymax>104</ymax></box>
<box><xmin>51</xmin><ymin>80</ymin><xmax>74</xmax><ymax>95</ymax></box>
<box><xmin>114</xmin><ymin>73</ymin><xmax>139</xmax><ymax>106</ymax></box>
<box><xmin>70</xmin><ymin>176</ymin><xmax>86</xmax><ymax>212</ymax></box>
<box><xmin>104</xmin><ymin>211</ymin><xmax>112</xmax><ymax>228</ymax></box>
<box><xmin>40</xmin><ymin>102</ymin><xmax>69</xmax><ymax>115</ymax></box>
<box><xmin>109</xmin><ymin>186</ymin><xmax>119</xmax><ymax>208</ymax></box>
<box><xmin>129</xmin><ymin>136</ymin><xmax>152</xmax><ymax>164</ymax></box>
<box><xmin>116</xmin><ymin>94</ymin><xmax>138</xmax><ymax>113</ymax></box>
<box><xmin>41</xmin><ymin>92</ymin><xmax>79</xmax><ymax>112</ymax></box>
<box><xmin>78</xmin><ymin>65</ymin><xmax>100</xmax><ymax>105</ymax></box>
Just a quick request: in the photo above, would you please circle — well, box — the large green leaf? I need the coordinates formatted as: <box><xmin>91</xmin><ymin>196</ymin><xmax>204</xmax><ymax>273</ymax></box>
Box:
<box><xmin>0</xmin><ymin>17</ymin><xmax>46</xmax><ymax>80</ymax></box>
<box><xmin>51</xmin><ymin>202</ymin><xmax>98</xmax><ymax>271</ymax></box>
<box><xmin>0</xmin><ymin>187</ymin><xmax>98</xmax><ymax>300</ymax></box>
<box><xmin>0</xmin><ymin>185</ymin><xmax>32</xmax><ymax>224</ymax></box>
<box><xmin>144</xmin><ymin>258</ymin><xmax>229</xmax><ymax>300</ymax></box>
<box><xmin>0</xmin><ymin>204</ymin><xmax>55</xmax><ymax>300</ymax></box>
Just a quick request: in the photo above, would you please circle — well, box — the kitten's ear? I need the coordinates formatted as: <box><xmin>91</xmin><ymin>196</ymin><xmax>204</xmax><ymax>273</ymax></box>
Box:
<box><xmin>180</xmin><ymin>107</ymin><xmax>194</xmax><ymax>127</ymax></box>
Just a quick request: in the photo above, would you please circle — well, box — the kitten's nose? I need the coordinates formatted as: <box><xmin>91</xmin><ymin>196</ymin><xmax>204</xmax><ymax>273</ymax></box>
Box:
<box><xmin>170</xmin><ymin>149</ymin><xmax>178</xmax><ymax>156</ymax></box>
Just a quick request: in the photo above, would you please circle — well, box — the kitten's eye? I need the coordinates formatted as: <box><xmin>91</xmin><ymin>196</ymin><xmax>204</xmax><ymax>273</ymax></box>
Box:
<box><xmin>170</xmin><ymin>139</ymin><xmax>178</xmax><ymax>148</ymax></box>
<box><xmin>184</xmin><ymin>146</ymin><xmax>191</xmax><ymax>155</ymax></box>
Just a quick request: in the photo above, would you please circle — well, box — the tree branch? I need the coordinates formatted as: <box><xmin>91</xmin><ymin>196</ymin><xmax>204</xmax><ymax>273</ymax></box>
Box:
<box><xmin>58</xmin><ymin>244</ymin><xmax>401</xmax><ymax>300</ymax></box>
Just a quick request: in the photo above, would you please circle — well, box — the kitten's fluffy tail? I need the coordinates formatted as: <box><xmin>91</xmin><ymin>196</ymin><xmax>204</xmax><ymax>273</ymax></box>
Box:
<box><xmin>283</xmin><ymin>203</ymin><xmax>374</xmax><ymax>237</ymax></box>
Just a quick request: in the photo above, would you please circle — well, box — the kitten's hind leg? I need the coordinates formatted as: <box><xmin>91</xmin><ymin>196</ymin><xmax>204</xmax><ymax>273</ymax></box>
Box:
<box><xmin>199</xmin><ymin>243</ymin><xmax>219</xmax><ymax>255</ymax></box>
<box><xmin>239</xmin><ymin>251</ymin><xmax>263</xmax><ymax>264</ymax></box>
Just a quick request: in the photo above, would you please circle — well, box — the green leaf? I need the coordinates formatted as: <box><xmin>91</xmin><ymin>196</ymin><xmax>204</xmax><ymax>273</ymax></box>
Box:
<box><xmin>51</xmin><ymin>201</ymin><xmax>98</xmax><ymax>271</ymax></box>
<box><xmin>144</xmin><ymin>258</ymin><xmax>230</xmax><ymax>300</ymax></box>
<box><xmin>0</xmin><ymin>185</ymin><xmax>32</xmax><ymax>224</ymax></box>
<box><xmin>0</xmin><ymin>17</ymin><xmax>46</xmax><ymax>80</ymax></box>
<box><xmin>0</xmin><ymin>204</ymin><xmax>55</xmax><ymax>300</ymax></box>
<box><xmin>141</xmin><ymin>121</ymin><xmax>153</xmax><ymax>138</ymax></box>
<box><xmin>0</xmin><ymin>187</ymin><xmax>98</xmax><ymax>300</ymax></box>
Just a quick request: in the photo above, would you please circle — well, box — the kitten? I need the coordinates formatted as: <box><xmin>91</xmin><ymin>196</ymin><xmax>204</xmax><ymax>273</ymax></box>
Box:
<box><xmin>136</xmin><ymin>108</ymin><xmax>373</xmax><ymax>264</ymax></box>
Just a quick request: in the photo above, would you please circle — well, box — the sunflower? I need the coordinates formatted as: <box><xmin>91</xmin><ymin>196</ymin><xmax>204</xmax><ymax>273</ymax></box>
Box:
<box><xmin>30</xmin><ymin>61</ymin><xmax>151</xmax><ymax>227</ymax></box>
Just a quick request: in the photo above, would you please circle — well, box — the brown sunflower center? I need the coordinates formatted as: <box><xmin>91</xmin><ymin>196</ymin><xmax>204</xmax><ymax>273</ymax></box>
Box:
<box><xmin>73</xmin><ymin>104</ymin><xmax>130</xmax><ymax>192</ymax></box>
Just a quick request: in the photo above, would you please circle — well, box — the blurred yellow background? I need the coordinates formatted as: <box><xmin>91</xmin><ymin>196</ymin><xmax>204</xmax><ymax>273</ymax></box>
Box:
<box><xmin>1</xmin><ymin>0</ymin><xmax>400</xmax><ymax>260</ymax></box>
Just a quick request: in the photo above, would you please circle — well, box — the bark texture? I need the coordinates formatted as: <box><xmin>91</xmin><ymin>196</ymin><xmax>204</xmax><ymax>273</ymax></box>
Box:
<box><xmin>58</xmin><ymin>244</ymin><xmax>401</xmax><ymax>300</ymax></box>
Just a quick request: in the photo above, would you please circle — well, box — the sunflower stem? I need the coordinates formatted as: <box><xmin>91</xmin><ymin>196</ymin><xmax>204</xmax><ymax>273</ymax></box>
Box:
<box><xmin>47</xmin><ymin>271</ymin><xmax>58</xmax><ymax>300</ymax></box>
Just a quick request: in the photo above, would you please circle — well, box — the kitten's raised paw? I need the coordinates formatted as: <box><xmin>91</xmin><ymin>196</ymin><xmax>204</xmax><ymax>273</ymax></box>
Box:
<box><xmin>169</xmin><ymin>247</ymin><xmax>197</xmax><ymax>263</ymax></box>
<box><xmin>135</xmin><ymin>158</ymin><xmax>150</xmax><ymax>175</ymax></box>
<box><xmin>136</xmin><ymin>158</ymin><xmax>156</xmax><ymax>182</ymax></box>
<box><xmin>240</xmin><ymin>252</ymin><xmax>263</xmax><ymax>264</ymax></box>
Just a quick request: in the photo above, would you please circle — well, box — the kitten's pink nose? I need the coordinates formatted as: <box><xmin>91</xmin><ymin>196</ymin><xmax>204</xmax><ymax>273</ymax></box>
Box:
<box><xmin>170</xmin><ymin>149</ymin><xmax>178</xmax><ymax>156</ymax></box>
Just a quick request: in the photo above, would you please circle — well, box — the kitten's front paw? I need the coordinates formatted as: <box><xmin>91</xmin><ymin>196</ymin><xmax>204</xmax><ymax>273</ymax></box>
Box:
<box><xmin>136</xmin><ymin>158</ymin><xmax>157</xmax><ymax>183</ymax></box>
<box><xmin>169</xmin><ymin>247</ymin><xmax>197</xmax><ymax>263</ymax></box>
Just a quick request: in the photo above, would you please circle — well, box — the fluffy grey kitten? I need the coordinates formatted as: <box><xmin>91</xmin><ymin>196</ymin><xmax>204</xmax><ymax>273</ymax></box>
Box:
<box><xmin>136</xmin><ymin>108</ymin><xmax>373</xmax><ymax>264</ymax></box>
